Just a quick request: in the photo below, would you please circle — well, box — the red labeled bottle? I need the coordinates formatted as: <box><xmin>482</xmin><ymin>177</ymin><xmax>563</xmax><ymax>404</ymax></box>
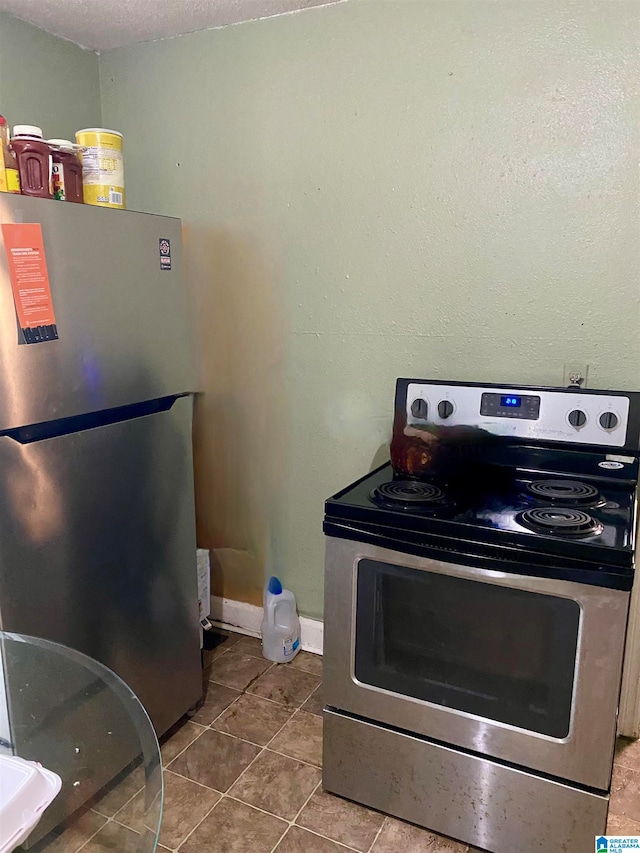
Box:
<box><xmin>48</xmin><ymin>139</ymin><xmax>83</xmax><ymax>203</ymax></box>
<box><xmin>11</xmin><ymin>125</ymin><xmax>52</xmax><ymax>199</ymax></box>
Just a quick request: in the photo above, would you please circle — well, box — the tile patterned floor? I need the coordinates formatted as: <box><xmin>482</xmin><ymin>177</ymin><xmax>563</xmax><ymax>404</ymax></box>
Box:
<box><xmin>30</xmin><ymin>629</ymin><xmax>640</xmax><ymax>851</ymax></box>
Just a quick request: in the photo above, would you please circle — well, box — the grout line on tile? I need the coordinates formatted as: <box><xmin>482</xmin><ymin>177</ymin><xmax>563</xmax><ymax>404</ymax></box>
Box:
<box><xmin>207</xmin><ymin>661</ymin><xmax>275</xmax><ymax>694</ymax></box>
<box><xmin>177</xmin><ymin>630</ymin><xmax>326</xmax><ymax>851</ymax></box>
<box><xmin>223</xmin><ymin>795</ymin><xmax>290</xmax><ymax>851</ymax></box>
<box><xmin>291</xmin><ymin>708</ymin><xmax>318</xmax><ymax>720</ymax></box>
<box><xmin>225</xmin><ymin>791</ymin><xmax>298</xmax><ymax>822</ymax></box>
<box><xmin>289</xmin><ymin>661</ymin><xmax>324</xmax><ymax>676</ymax></box>
<box><xmin>290</xmin><ymin>778</ymin><xmax>322</xmax><ymax>822</ymax></box>
<box><xmin>212</xmin><ymin>686</ymin><xmax>299</xmax><ymax>710</ymax></box>
<box><xmin>306</xmin><ymin>682</ymin><xmax>322</xmax><ymax>699</ymax></box>
<box><xmin>267</xmin><ymin>745</ymin><xmax>322</xmax><ymax>770</ymax></box>
<box><xmin>220</xmin><ymin>683</ymin><xmax>313</xmax><ymax>818</ymax></box>
<box><xmin>183</xmin><ymin>720</ymin><xmax>207</xmax><ymax>731</ymax></box>
<box><xmin>65</xmin><ymin>817</ymin><xmax>106</xmax><ymax>853</ymax></box>
<box><xmin>204</xmin><ymin>632</ymin><xmax>243</xmax><ymax>656</ymax></box>
<box><xmin>245</xmin><ymin>662</ymin><xmax>276</xmax><ymax>690</ymax></box>
<box><xmin>73</xmin><ymin>827</ymin><xmax>100</xmax><ymax>852</ymax></box>
<box><xmin>208</xmin><ymin>675</ymin><xmax>256</xmax><ymax>690</ymax></box>
<box><xmin>246</xmin><ymin>681</ymin><xmax>320</xmax><ymax>712</ymax></box>
<box><xmin>206</xmin><ymin>646</ymin><xmax>232</xmax><ymax>663</ymax></box>
<box><xmin>164</xmin><ymin>766</ymin><xmax>223</xmax><ymax>793</ymax></box>
<box><xmin>111</xmin><ymin>816</ymin><xmax>143</xmax><ymax>833</ymax></box>
<box><xmin>367</xmin><ymin>816</ymin><xmax>388</xmax><ymax>852</ymax></box>
<box><xmin>286</xmin><ymin>821</ymin><xmax>363</xmax><ymax>851</ymax></box>
<box><xmin>173</xmin><ymin>792</ymin><xmax>293</xmax><ymax>850</ymax></box>
<box><xmin>243</xmin><ymin>692</ymin><xmax>303</xmax><ymax>711</ymax></box>
<box><xmin>210</xmin><ymin>681</ymin><xmax>312</xmax><ymax>712</ymax></box>
<box><xmin>265</xmin><ymin>707</ymin><xmax>324</xmax><ymax>767</ymax></box>
<box><xmin>263</xmin><ymin>704</ymin><xmax>318</xmax><ymax>751</ymax></box>
<box><xmin>612</xmin><ymin>755</ymin><xmax>640</xmax><ymax>773</ymax></box>
<box><xmin>217</xmin><ymin>645</ymin><xmax>324</xmax><ymax>787</ymax></box>
<box><xmin>236</xmin><ymin>645</ymin><xmax>322</xmax><ymax>673</ymax></box>
<box><xmin>94</xmin><ymin>780</ymin><xmax>145</xmax><ymax>822</ymax></box>
<box><xmin>167</xmin><ymin>691</ymin><xmax>252</xmax><ymax>849</ymax></box>
<box><xmin>203</xmin><ymin>690</ymin><xmax>245</xmax><ymax>729</ymax></box>
<box><xmin>207</xmin><ymin>703</ymin><xmax>295</xmax><ymax>749</ymax></box>
<box><xmin>207</xmin><ymin>676</ymin><xmax>254</xmax><ymax>692</ymax></box>
<box><xmin>223</xmin><ymin>695</ymin><xmax>295</xmax><ymax>791</ymax></box>
<box><xmin>210</xmin><ymin>726</ymin><xmax>285</xmax><ymax>753</ymax></box>
<box><xmin>161</xmin><ymin>724</ymin><xmax>208</xmax><ymax>768</ymax></box>
<box><xmin>209</xmin><ymin>647</ymin><xmax>274</xmax><ymax>668</ymax></box>
<box><xmin>231</xmin><ymin>647</ymin><xmax>265</xmax><ymax>660</ymax></box>
<box><xmin>269</xmin><ymin>779</ymin><xmax>362</xmax><ymax>853</ymax></box>
<box><xmin>75</xmin><ymin>814</ymin><xmax>140</xmax><ymax>852</ymax></box>
<box><xmin>164</xmin><ymin>767</ymin><xmax>224</xmax><ymax>795</ymax></box>
<box><xmin>266</xmin><ymin>780</ymin><xmax>323</xmax><ymax>853</ymax></box>
<box><xmin>170</xmin><ymin>789</ymin><xmax>225</xmax><ymax>851</ymax></box>
<box><xmin>292</xmin><ymin>665</ymin><xmax>323</xmax><ymax>677</ymax></box>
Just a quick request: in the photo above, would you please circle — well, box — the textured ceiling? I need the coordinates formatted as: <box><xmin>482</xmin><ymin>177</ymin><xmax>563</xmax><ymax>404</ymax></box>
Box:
<box><xmin>0</xmin><ymin>0</ymin><xmax>343</xmax><ymax>50</ymax></box>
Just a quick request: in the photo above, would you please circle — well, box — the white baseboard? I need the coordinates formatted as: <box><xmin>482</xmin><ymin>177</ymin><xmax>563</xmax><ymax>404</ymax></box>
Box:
<box><xmin>299</xmin><ymin>615</ymin><xmax>324</xmax><ymax>655</ymax></box>
<box><xmin>209</xmin><ymin>595</ymin><xmax>323</xmax><ymax>655</ymax></box>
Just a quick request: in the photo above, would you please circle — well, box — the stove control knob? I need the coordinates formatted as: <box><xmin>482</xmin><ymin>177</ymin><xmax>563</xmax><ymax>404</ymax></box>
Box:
<box><xmin>411</xmin><ymin>398</ymin><xmax>428</xmax><ymax>419</ymax></box>
<box><xmin>568</xmin><ymin>409</ymin><xmax>587</xmax><ymax>428</ymax></box>
<box><xmin>438</xmin><ymin>400</ymin><xmax>454</xmax><ymax>419</ymax></box>
<box><xmin>599</xmin><ymin>411</ymin><xmax>619</xmax><ymax>431</ymax></box>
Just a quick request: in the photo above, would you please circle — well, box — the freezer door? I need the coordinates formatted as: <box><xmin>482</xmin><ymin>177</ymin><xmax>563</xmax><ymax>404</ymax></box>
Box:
<box><xmin>0</xmin><ymin>395</ymin><xmax>202</xmax><ymax>736</ymax></box>
<box><xmin>0</xmin><ymin>195</ymin><xmax>195</xmax><ymax>431</ymax></box>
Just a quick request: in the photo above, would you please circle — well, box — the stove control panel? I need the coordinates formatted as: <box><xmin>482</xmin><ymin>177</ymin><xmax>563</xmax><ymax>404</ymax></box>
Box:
<box><xmin>480</xmin><ymin>393</ymin><xmax>541</xmax><ymax>420</ymax></box>
<box><xmin>406</xmin><ymin>383</ymin><xmax>631</xmax><ymax>448</ymax></box>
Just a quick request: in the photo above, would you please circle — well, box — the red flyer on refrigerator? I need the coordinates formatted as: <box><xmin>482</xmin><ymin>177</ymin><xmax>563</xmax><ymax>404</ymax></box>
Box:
<box><xmin>2</xmin><ymin>222</ymin><xmax>58</xmax><ymax>343</ymax></box>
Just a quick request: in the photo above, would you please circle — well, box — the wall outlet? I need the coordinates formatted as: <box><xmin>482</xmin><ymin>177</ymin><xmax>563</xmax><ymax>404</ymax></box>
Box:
<box><xmin>563</xmin><ymin>363</ymin><xmax>589</xmax><ymax>389</ymax></box>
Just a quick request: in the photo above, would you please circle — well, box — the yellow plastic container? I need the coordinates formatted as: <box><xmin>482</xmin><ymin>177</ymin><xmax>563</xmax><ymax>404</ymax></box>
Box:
<box><xmin>0</xmin><ymin>116</ymin><xmax>20</xmax><ymax>194</ymax></box>
<box><xmin>75</xmin><ymin>128</ymin><xmax>125</xmax><ymax>209</ymax></box>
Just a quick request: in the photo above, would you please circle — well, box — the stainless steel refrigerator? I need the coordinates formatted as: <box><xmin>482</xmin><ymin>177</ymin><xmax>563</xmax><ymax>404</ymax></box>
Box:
<box><xmin>0</xmin><ymin>195</ymin><xmax>202</xmax><ymax>834</ymax></box>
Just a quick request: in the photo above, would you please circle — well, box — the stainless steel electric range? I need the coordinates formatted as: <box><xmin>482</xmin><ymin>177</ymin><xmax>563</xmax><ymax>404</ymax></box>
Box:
<box><xmin>322</xmin><ymin>379</ymin><xmax>640</xmax><ymax>853</ymax></box>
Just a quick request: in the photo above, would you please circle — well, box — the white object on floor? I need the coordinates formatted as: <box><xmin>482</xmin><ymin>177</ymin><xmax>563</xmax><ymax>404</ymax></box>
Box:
<box><xmin>0</xmin><ymin>755</ymin><xmax>62</xmax><ymax>853</ymax></box>
<box><xmin>210</xmin><ymin>595</ymin><xmax>324</xmax><ymax>655</ymax></box>
<box><xmin>261</xmin><ymin>577</ymin><xmax>301</xmax><ymax>663</ymax></box>
<box><xmin>197</xmin><ymin>549</ymin><xmax>211</xmax><ymax>623</ymax></box>
<box><xmin>197</xmin><ymin>548</ymin><xmax>212</xmax><ymax>649</ymax></box>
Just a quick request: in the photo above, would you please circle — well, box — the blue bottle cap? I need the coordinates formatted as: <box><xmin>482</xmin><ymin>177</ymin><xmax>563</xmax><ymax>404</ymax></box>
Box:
<box><xmin>267</xmin><ymin>576</ymin><xmax>283</xmax><ymax>595</ymax></box>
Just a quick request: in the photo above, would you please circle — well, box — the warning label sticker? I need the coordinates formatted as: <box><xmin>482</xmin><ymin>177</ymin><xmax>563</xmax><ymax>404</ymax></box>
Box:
<box><xmin>2</xmin><ymin>222</ymin><xmax>58</xmax><ymax>344</ymax></box>
<box><xmin>159</xmin><ymin>238</ymin><xmax>171</xmax><ymax>270</ymax></box>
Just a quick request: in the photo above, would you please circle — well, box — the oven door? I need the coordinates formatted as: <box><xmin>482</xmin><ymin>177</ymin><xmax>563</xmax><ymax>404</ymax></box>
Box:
<box><xmin>323</xmin><ymin>536</ymin><xmax>630</xmax><ymax>791</ymax></box>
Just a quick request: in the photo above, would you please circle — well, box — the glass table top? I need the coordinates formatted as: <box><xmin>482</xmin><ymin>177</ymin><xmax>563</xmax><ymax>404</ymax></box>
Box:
<box><xmin>0</xmin><ymin>632</ymin><xmax>163</xmax><ymax>852</ymax></box>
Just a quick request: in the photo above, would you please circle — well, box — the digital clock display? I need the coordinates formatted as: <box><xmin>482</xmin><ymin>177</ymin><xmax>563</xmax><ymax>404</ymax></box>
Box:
<box><xmin>481</xmin><ymin>392</ymin><xmax>540</xmax><ymax>419</ymax></box>
<box><xmin>501</xmin><ymin>395</ymin><xmax>522</xmax><ymax>408</ymax></box>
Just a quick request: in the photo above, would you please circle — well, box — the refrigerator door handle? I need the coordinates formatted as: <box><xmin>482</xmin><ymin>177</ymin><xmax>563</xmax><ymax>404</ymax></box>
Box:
<box><xmin>0</xmin><ymin>395</ymin><xmax>184</xmax><ymax>444</ymax></box>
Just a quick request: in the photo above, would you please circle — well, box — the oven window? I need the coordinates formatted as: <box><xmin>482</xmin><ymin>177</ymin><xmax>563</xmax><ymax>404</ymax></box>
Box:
<box><xmin>354</xmin><ymin>560</ymin><xmax>580</xmax><ymax>738</ymax></box>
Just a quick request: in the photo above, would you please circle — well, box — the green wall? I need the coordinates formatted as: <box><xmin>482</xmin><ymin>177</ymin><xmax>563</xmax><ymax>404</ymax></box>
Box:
<box><xmin>0</xmin><ymin>11</ymin><xmax>100</xmax><ymax>140</ymax></box>
<box><xmin>99</xmin><ymin>0</ymin><xmax>639</xmax><ymax>618</ymax></box>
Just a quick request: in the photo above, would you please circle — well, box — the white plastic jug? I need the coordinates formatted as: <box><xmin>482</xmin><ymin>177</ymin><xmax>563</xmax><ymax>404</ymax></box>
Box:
<box><xmin>261</xmin><ymin>576</ymin><xmax>301</xmax><ymax>663</ymax></box>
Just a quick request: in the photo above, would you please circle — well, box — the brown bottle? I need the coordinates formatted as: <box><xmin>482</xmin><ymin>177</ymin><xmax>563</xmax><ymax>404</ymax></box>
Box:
<box><xmin>11</xmin><ymin>125</ymin><xmax>52</xmax><ymax>199</ymax></box>
<box><xmin>48</xmin><ymin>139</ymin><xmax>83</xmax><ymax>203</ymax></box>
